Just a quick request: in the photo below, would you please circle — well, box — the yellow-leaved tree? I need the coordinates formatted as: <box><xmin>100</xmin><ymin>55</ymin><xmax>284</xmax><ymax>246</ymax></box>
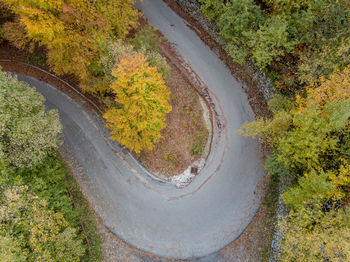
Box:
<box><xmin>2</xmin><ymin>0</ymin><xmax>139</xmax><ymax>86</ymax></box>
<box><xmin>238</xmin><ymin>66</ymin><xmax>350</xmax><ymax>261</ymax></box>
<box><xmin>104</xmin><ymin>53</ymin><xmax>172</xmax><ymax>153</ymax></box>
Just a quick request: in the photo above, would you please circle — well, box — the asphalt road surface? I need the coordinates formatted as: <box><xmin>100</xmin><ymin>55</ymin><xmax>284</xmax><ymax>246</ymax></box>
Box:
<box><xmin>15</xmin><ymin>0</ymin><xmax>265</xmax><ymax>259</ymax></box>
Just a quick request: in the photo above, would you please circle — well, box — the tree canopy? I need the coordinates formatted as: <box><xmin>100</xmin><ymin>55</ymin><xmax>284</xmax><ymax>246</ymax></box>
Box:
<box><xmin>199</xmin><ymin>0</ymin><xmax>350</xmax><ymax>88</ymax></box>
<box><xmin>0</xmin><ymin>185</ymin><xmax>85</xmax><ymax>262</ymax></box>
<box><xmin>0</xmin><ymin>70</ymin><xmax>61</xmax><ymax>169</ymax></box>
<box><xmin>104</xmin><ymin>53</ymin><xmax>172</xmax><ymax>153</ymax></box>
<box><xmin>2</xmin><ymin>0</ymin><xmax>139</xmax><ymax>89</ymax></box>
<box><xmin>239</xmin><ymin>67</ymin><xmax>350</xmax><ymax>260</ymax></box>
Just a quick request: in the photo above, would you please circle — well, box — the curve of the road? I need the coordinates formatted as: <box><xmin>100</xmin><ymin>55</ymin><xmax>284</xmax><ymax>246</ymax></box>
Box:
<box><xmin>14</xmin><ymin>0</ymin><xmax>265</xmax><ymax>259</ymax></box>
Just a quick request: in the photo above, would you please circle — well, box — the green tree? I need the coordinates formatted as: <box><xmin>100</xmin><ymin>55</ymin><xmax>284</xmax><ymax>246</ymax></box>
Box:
<box><xmin>239</xmin><ymin>68</ymin><xmax>350</xmax><ymax>173</ymax></box>
<box><xmin>0</xmin><ymin>70</ymin><xmax>61</xmax><ymax>169</ymax></box>
<box><xmin>199</xmin><ymin>0</ymin><xmax>349</xmax><ymax>88</ymax></box>
<box><xmin>246</xmin><ymin>16</ymin><xmax>295</xmax><ymax>68</ymax></box>
<box><xmin>217</xmin><ymin>0</ymin><xmax>265</xmax><ymax>64</ymax></box>
<box><xmin>0</xmin><ymin>186</ymin><xmax>85</xmax><ymax>261</ymax></box>
<box><xmin>104</xmin><ymin>53</ymin><xmax>172</xmax><ymax>153</ymax></box>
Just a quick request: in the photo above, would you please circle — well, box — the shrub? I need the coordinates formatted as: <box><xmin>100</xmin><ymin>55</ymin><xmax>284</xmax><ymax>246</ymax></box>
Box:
<box><xmin>130</xmin><ymin>26</ymin><xmax>170</xmax><ymax>78</ymax></box>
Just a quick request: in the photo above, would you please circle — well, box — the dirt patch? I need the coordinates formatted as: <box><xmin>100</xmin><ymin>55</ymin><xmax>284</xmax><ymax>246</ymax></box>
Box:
<box><xmin>136</xmin><ymin>65</ymin><xmax>209</xmax><ymax>177</ymax></box>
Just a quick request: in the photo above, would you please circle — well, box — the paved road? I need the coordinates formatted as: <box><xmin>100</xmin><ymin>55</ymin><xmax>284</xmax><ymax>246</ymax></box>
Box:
<box><xmin>16</xmin><ymin>0</ymin><xmax>265</xmax><ymax>259</ymax></box>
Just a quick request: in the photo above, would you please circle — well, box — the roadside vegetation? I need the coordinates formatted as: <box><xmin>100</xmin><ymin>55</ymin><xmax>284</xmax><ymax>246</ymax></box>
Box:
<box><xmin>0</xmin><ymin>0</ymin><xmax>208</xmax><ymax>176</ymax></box>
<box><xmin>197</xmin><ymin>0</ymin><xmax>350</xmax><ymax>260</ymax></box>
<box><xmin>0</xmin><ymin>70</ymin><xmax>101</xmax><ymax>261</ymax></box>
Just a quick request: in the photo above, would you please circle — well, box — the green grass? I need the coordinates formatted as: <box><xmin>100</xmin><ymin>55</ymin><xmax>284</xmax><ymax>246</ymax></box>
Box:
<box><xmin>191</xmin><ymin>128</ymin><xmax>208</xmax><ymax>156</ymax></box>
<box><xmin>259</xmin><ymin>159</ymin><xmax>281</xmax><ymax>262</ymax></box>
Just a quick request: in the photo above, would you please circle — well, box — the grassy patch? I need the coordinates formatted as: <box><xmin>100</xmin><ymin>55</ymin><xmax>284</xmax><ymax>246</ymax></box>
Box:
<box><xmin>192</xmin><ymin>129</ymin><xmax>208</xmax><ymax>156</ymax></box>
<box><xmin>260</xmin><ymin>170</ymin><xmax>280</xmax><ymax>261</ymax></box>
<box><xmin>266</xmin><ymin>170</ymin><xmax>280</xmax><ymax>208</ymax></box>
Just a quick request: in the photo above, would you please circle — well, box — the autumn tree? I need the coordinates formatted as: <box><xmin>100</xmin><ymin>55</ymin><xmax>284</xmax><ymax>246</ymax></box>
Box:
<box><xmin>0</xmin><ymin>70</ymin><xmax>62</xmax><ymax>169</ymax></box>
<box><xmin>239</xmin><ymin>67</ymin><xmax>350</xmax><ymax>261</ymax></box>
<box><xmin>238</xmin><ymin>67</ymin><xmax>350</xmax><ymax>174</ymax></box>
<box><xmin>279</xmin><ymin>204</ymin><xmax>350</xmax><ymax>262</ymax></box>
<box><xmin>104</xmin><ymin>54</ymin><xmax>172</xmax><ymax>153</ymax></box>
<box><xmin>2</xmin><ymin>0</ymin><xmax>139</xmax><ymax>91</ymax></box>
<box><xmin>0</xmin><ymin>186</ymin><xmax>85</xmax><ymax>261</ymax></box>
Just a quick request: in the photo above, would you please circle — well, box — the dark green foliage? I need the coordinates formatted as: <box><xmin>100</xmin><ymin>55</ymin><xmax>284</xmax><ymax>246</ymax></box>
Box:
<box><xmin>15</xmin><ymin>158</ymin><xmax>78</xmax><ymax>226</ymax></box>
<box><xmin>199</xmin><ymin>0</ymin><xmax>350</xmax><ymax>87</ymax></box>
<box><xmin>217</xmin><ymin>0</ymin><xmax>265</xmax><ymax>64</ymax></box>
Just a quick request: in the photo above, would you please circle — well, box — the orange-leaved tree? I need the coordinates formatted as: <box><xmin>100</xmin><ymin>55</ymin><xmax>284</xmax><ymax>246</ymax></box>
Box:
<box><xmin>104</xmin><ymin>53</ymin><xmax>172</xmax><ymax>153</ymax></box>
<box><xmin>2</xmin><ymin>0</ymin><xmax>139</xmax><ymax>85</ymax></box>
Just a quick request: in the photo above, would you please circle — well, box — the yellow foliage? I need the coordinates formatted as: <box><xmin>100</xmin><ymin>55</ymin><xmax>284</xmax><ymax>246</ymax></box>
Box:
<box><xmin>297</xmin><ymin>66</ymin><xmax>350</xmax><ymax>108</ymax></box>
<box><xmin>104</xmin><ymin>53</ymin><xmax>172</xmax><ymax>153</ymax></box>
<box><xmin>3</xmin><ymin>0</ymin><xmax>139</xmax><ymax>84</ymax></box>
<box><xmin>280</xmin><ymin>205</ymin><xmax>350</xmax><ymax>262</ymax></box>
<box><xmin>329</xmin><ymin>161</ymin><xmax>350</xmax><ymax>196</ymax></box>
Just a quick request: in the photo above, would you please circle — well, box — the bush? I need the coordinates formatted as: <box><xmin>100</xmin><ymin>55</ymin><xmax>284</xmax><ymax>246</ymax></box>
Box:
<box><xmin>84</xmin><ymin>35</ymin><xmax>170</xmax><ymax>95</ymax></box>
<box><xmin>198</xmin><ymin>0</ymin><xmax>224</xmax><ymax>21</ymax></box>
<box><xmin>130</xmin><ymin>26</ymin><xmax>170</xmax><ymax>78</ymax></box>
